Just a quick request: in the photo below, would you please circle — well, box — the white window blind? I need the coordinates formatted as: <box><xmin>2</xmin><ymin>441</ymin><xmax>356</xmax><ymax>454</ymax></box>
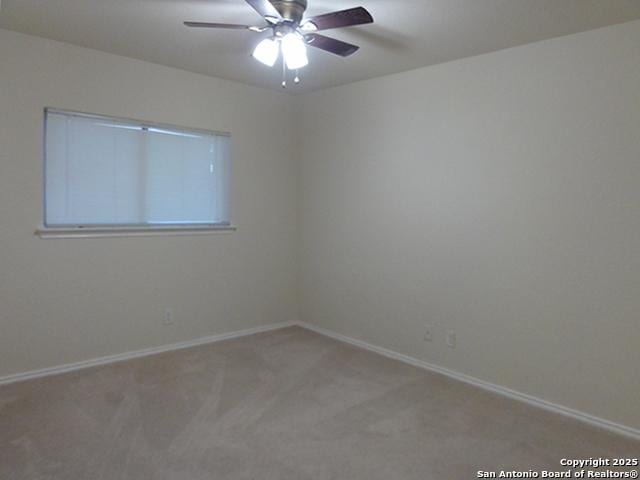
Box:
<box><xmin>44</xmin><ymin>110</ymin><xmax>230</xmax><ymax>228</ymax></box>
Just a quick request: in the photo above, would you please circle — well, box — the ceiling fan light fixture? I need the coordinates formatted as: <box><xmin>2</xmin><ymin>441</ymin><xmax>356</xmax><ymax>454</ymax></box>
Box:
<box><xmin>252</xmin><ymin>37</ymin><xmax>280</xmax><ymax>67</ymax></box>
<box><xmin>281</xmin><ymin>32</ymin><xmax>309</xmax><ymax>70</ymax></box>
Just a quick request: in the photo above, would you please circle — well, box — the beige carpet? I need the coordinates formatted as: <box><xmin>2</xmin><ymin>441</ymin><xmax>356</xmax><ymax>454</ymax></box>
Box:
<box><xmin>0</xmin><ymin>326</ymin><xmax>637</xmax><ymax>479</ymax></box>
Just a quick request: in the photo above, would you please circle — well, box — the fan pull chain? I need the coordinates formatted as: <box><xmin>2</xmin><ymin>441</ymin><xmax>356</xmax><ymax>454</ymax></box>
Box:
<box><xmin>294</xmin><ymin>70</ymin><xmax>300</xmax><ymax>84</ymax></box>
<box><xmin>281</xmin><ymin>55</ymin><xmax>287</xmax><ymax>88</ymax></box>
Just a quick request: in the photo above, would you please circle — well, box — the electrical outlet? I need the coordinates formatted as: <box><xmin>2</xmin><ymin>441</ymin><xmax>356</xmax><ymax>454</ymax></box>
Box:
<box><xmin>446</xmin><ymin>330</ymin><xmax>456</xmax><ymax>348</ymax></box>
<box><xmin>163</xmin><ymin>308</ymin><xmax>174</xmax><ymax>326</ymax></box>
<box><xmin>423</xmin><ymin>324</ymin><xmax>433</xmax><ymax>342</ymax></box>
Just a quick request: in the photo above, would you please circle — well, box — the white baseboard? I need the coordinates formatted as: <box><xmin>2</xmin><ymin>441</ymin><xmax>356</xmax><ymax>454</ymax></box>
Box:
<box><xmin>0</xmin><ymin>321</ymin><xmax>295</xmax><ymax>386</ymax></box>
<box><xmin>2</xmin><ymin>319</ymin><xmax>637</xmax><ymax>440</ymax></box>
<box><xmin>295</xmin><ymin>321</ymin><xmax>640</xmax><ymax>441</ymax></box>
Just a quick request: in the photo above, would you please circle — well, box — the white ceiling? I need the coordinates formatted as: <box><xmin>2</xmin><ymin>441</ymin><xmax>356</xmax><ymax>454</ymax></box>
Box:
<box><xmin>1</xmin><ymin>0</ymin><xmax>639</xmax><ymax>93</ymax></box>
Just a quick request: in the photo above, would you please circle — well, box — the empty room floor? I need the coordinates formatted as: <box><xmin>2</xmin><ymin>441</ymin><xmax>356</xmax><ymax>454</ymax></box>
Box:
<box><xmin>1</xmin><ymin>326</ymin><xmax>637</xmax><ymax>480</ymax></box>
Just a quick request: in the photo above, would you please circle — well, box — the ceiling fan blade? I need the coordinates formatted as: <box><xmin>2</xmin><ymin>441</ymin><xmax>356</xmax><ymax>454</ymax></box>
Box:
<box><xmin>305</xmin><ymin>34</ymin><xmax>360</xmax><ymax>57</ymax></box>
<box><xmin>304</xmin><ymin>7</ymin><xmax>373</xmax><ymax>32</ymax></box>
<box><xmin>244</xmin><ymin>0</ymin><xmax>281</xmax><ymax>20</ymax></box>
<box><xmin>184</xmin><ymin>21</ymin><xmax>258</xmax><ymax>30</ymax></box>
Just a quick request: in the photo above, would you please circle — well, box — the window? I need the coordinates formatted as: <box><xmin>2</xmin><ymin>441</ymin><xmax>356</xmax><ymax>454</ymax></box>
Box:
<box><xmin>43</xmin><ymin>109</ymin><xmax>231</xmax><ymax>234</ymax></box>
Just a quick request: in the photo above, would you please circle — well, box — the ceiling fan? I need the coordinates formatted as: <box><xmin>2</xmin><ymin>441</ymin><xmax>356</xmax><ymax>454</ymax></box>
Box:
<box><xmin>184</xmin><ymin>0</ymin><xmax>374</xmax><ymax>87</ymax></box>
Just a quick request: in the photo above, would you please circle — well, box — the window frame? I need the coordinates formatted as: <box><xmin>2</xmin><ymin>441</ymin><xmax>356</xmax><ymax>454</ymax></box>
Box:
<box><xmin>38</xmin><ymin>108</ymin><xmax>235</xmax><ymax>239</ymax></box>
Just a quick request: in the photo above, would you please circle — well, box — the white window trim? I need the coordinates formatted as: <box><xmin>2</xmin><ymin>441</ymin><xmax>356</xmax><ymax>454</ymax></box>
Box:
<box><xmin>44</xmin><ymin>107</ymin><xmax>231</xmax><ymax>140</ymax></box>
<box><xmin>36</xmin><ymin>224</ymin><xmax>237</xmax><ymax>239</ymax></box>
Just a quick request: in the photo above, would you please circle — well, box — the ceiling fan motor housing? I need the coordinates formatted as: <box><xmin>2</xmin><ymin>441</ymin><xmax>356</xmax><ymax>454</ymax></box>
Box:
<box><xmin>271</xmin><ymin>0</ymin><xmax>308</xmax><ymax>24</ymax></box>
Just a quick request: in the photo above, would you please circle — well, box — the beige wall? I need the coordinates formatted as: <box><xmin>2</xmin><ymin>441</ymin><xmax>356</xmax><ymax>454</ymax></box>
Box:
<box><xmin>1</xmin><ymin>20</ymin><xmax>639</xmax><ymax>432</ymax></box>
<box><xmin>0</xmin><ymin>28</ymin><xmax>298</xmax><ymax>377</ymax></box>
<box><xmin>297</xmin><ymin>20</ymin><xmax>640</xmax><ymax>430</ymax></box>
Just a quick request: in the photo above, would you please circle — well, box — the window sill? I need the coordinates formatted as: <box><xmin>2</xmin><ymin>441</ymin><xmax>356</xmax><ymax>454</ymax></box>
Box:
<box><xmin>35</xmin><ymin>225</ymin><xmax>237</xmax><ymax>239</ymax></box>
